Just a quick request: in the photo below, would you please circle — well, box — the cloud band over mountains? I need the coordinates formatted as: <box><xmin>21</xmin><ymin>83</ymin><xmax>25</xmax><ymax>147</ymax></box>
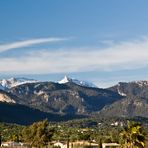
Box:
<box><xmin>1</xmin><ymin>37</ymin><xmax>148</xmax><ymax>74</ymax></box>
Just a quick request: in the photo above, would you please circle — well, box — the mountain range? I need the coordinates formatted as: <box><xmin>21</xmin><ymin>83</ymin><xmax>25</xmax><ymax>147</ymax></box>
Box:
<box><xmin>0</xmin><ymin>77</ymin><xmax>38</xmax><ymax>89</ymax></box>
<box><xmin>0</xmin><ymin>76</ymin><xmax>148</xmax><ymax>124</ymax></box>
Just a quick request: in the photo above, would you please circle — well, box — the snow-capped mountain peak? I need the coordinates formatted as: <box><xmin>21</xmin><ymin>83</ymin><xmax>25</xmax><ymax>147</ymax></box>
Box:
<box><xmin>0</xmin><ymin>77</ymin><xmax>38</xmax><ymax>89</ymax></box>
<box><xmin>58</xmin><ymin>75</ymin><xmax>97</xmax><ymax>88</ymax></box>
<box><xmin>58</xmin><ymin>75</ymin><xmax>70</xmax><ymax>84</ymax></box>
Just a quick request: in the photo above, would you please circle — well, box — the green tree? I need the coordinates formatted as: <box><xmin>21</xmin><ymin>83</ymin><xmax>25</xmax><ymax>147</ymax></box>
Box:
<box><xmin>11</xmin><ymin>134</ymin><xmax>19</xmax><ymax>142</ymax></box>
<box><xmin>120</xmin><ymin>121</ymin><xmax>145</xmax><ymax>148</ymax></box>
<box><xmin>22</xmin><ymin>119</ymin><xmax>54</xmax><ymax>147</ymax></box>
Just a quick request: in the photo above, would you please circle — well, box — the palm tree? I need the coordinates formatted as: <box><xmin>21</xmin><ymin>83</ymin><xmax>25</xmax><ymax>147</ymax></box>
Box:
<box><xmin>120</xmin><ymin>121</ymin><xmax>145</xmax><ymax>148</ymax></box>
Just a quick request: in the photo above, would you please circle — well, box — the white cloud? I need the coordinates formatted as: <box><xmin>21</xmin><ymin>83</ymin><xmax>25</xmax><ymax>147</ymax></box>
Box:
<box><xmin>0</xmin><ymin>37</ymin><xmax>67</xmax><ymax>53</ymax></box>
<box><xmin>1</xmin><ymin>37</ymin><xmax>148</xmax><ymax>74</ymax></box>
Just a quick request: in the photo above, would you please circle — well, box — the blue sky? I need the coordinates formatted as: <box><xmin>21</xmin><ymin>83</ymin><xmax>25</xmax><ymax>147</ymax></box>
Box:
<box><xmin>1</xmin><ymin>0</ymin><xmax>148</xmax><ymax>87</ymax></box>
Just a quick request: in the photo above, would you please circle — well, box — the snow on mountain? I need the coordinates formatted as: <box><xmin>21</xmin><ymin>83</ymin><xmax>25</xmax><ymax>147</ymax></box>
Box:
<box><xmin>58</xmin><ymin>75</ymin><xmax>97</xmax><ymax>88</ymax></box>
<box><xmin>0</xmin><ymin>77</ymin><xmax>38</xmax><ymax>89</ymax></box>
<box><xmin>117</xmin><ymin>83</ymin><xmax>127</xmax><ymax>96</ymax></box>
<box><xmin>133</xmin><ymin>80</ymin><xmax>148</xmax><ymax>87</ymax></box>
<box><xmin>112</xmin><ymin>80</ymin><xmax>148</xmax><ymax>97</ymax></box>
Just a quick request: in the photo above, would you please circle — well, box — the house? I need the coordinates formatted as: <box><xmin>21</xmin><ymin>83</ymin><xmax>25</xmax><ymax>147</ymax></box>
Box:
<box><xmin>102</xmin><ymin>143</ymin><xmax>120</xmax><ymax>148</ymax></box>
<box><xmin>1</xmin><ymin>141</ymin><xmax>23</xmax><ymax>147</ymax></box>
<box><xmin>53</xmin><ymin>141</ymin><xmax>99</xmax><ymax>148</ymax></box>
<box><xmin>1</xmin><ymin>141</ymin><xmax>29</xmax><ymax>147</ymax></box>
<box><xmin>53</xmin><ymin>142</ymin><xmax>67</xmax><ymax>148</ymax></box>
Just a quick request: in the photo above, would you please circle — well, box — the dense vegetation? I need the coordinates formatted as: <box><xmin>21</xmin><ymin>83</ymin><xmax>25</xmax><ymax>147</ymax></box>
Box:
<box><xmin>0</xmin><ymin>118</ymin><xmax>147</xmax><ymax>148</ymax></box>
<box><xmin>0</xmin><ymin>123</ymin><xmax>24</xmax><ymax>142</ymax></box>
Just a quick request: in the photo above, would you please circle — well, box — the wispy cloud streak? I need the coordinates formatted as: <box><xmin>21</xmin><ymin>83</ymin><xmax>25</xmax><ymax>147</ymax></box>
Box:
<box><xmin>0</xmin><ymin>37</ymin><xmax>66</xmax><ymax>53</ymax></box>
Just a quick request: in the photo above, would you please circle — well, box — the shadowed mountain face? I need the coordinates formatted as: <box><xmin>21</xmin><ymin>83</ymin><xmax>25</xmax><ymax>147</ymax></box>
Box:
<box><xmin>0</xmin><ymin>102</ymin><xmax>87</xmax><ymax>125</ymax></box>
<box><xmin>10</xmin><ymin>82</ymin><xmax>122</xmax><ymax>114</ymax></box>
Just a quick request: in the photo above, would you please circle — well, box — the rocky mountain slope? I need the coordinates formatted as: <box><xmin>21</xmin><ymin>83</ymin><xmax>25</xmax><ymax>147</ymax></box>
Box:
<box><xmin>0</xmin><ymin>77</ymin><xmax>148</xmax><ymax>121</ymax></box>
<box><xmin>0</xmin><ymin>89</ymin><xmax>19</xmax><ymax>103</ymax></box>
<box><xmin>10</xmin><ymin>81</ymin><xmax>122</xmax><ymax>114</ymax></box>
<box><xmin>98</xmin><ymin>81</ymin><xmax>148</xmax><ymax>117</ymax></box>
